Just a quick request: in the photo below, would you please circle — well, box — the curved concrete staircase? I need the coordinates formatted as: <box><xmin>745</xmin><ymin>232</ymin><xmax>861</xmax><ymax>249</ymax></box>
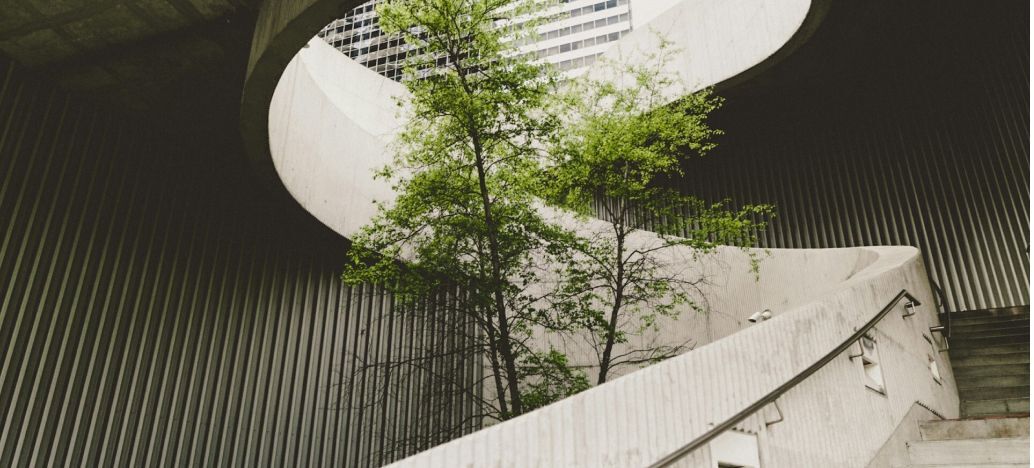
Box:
<box><xmin>897</xmin><ymin>307</ymin><xmax>1030</xmax><ymax>468</ymax></box>
<box><xmin>247</xmin><ymin>1</ymin><xmax>1009</xmax><ymax>464</ymax></box>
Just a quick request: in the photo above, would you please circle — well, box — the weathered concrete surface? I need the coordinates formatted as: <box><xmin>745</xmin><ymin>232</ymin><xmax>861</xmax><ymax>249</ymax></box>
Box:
<box><xmin>375</xmin><ymin>244</ymin><xmax>958</xmax><ymax>467</ymax></box>
<box><xmin>244</xmin><ymin>0</ymin><xmax>830</xmax><ymax>195</ymax></box>
<box><xmin>268</xmin><ymin>38</ymin><xmax>901</xmax><ymax>374</ymax></box>
<box><xmin>919</xmin><ymin>417</ymin><xmax>1029</xmax><ymax>441</ymax></box>
<box><xmin>261</xmin><ymin>3</ymin><xmax>960</xmax><ymax>465</ymax></box>
<box><xmin>242</xmin><ymin>0</ymin><xmax>369</xmax><ymax>192</ymax></box>
<box><xmin>906</xmin><ymin>438</ymin><xmax>1029</xmax><ymax>465</ymax></box>
<box><xmin>269</xmin><ymin>44</ymin><xmax>960</xmax><ymax>467</ymax></box>
<box><xmin>865</xmin><ymin>404</ymin><xmax>944</xmax><ymax>468</ymax></box>
<box><xmin>600</xmin><ymin>0</ymin><xmax>827</xmax><ymax>93</ymax></box>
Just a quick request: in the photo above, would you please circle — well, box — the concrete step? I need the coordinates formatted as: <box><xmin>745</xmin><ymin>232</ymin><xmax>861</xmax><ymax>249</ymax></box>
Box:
<box><xmin>955</xmin><ymin>330</ymin><xmax>1029</xmax><ymax>340</ymax></box>
<box><xmin>898</xmin><ymin>463</ymin><xmax>1029</xmax><ymax>468</ymax></box>
<box><xmin>954</xmin><ymin>329</ymin><xmax>1030</xmax><ymax>339</ymax></box>
<box><xmin>950</xmin><ymin>348</ymin><xmax>1029</xmax><ymax>362</ymax></box>
<box><xmin>952</xmin><ymin>335</ymin><xmax>1029</xmax><ymax>348</ymax></box>
<box><xmin>953</xmin><ymin>325</ymin><xmax>1029</xmax><ymax>336</ymax></box>
<box><xmin>919</xmin><ymin>417</ymin><xmax>1029</xmax><ymax>441</ymax></box>
<box><xmin>951</xmin><ymin>307</ymin><xmax>1025</xmax><ymax>318</ymax></box>
<box><xmin>953</xmin><ymin>315</ymin><xmax>1030</xmax><ymax>327</ymax></box>
<box><xmin>958</xmin><ymin>385</ymin><xmax>1029</xmax><ymax>400</ymax></box>
<box><xmin>906</xmin><ymin>438</ymin><xmax>1029</xmax><ymax>465</ymax></box>
<box><xmin>953</xmin><ymin>319</ymin><xmax>1030</xmax><ymax>334</ymax></box>
<box><xmin>962</xmin><ymin>398</ymin><xmax>1030</xmax><ymax>418</ymax></box>
<box><xmin>953</xmin><ymin>307</ymin><xmax>1030</xmax><ymax>318</ymax></box>
<box><xmin>956</xmin><ymin>375</ymin><xmax>1029</xmax><ymax>390</ymax></box>
<box><xmin>953</xmin><ymin>363</ymin><xmax>1028</xmax><ymax>378</ymax></box>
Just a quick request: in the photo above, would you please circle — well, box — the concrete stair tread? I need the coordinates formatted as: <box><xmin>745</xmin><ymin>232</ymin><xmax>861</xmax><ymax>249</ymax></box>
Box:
<box><xmin>958</xmin><ymin>413</ymin><xmax>1030</xmax><ymax>420</ymax></box>
<box><xmin>951</xmin><ymin>336</ymin><xmax>1029</xmax><ymax>348</ymax></box>
<box><xmin>953</xmin><ymin>322</ymin><xmax>1030</xmax><ymax>332</ymax></box>
<box><xmin>952</xmin><ymin>316</ymin><xmax>1030</xmax><ymax>327</ymax></box>
<box><xmin>953</xmin><ymin>364</ymin><xmax>1028</xmax><ymax>378</ymax></box>
<box><xmin>947</xmin><ymin>353</ymin><xmax>1029</xmax><ymax>367</ymax></box>
<box><xmin>958</xmin><ymin>385</ymin><xmax>1029</xmax><ymax>400</ymax></box>
<box><xmin>953</xmin><ymin>332</ymin><xmax>1029</xmax><ymax>340</ymax></box>
<box><xmin>954</xmin><ymin>331</ymin><xmax>1030</xmax><ymax>340</ymax></box>
<box><xmin>952</xmin><ymin>354</ymin><xmax>1029</xmax><ymax>364</ymax></box>
<box><xmin>953</xmin><ymin>306</ymin><xmax>1029</xmax><ymax>319</ymax></box>
<box><xmin>954</xmin><ymin>320</ymin><xmax>1030</xmax><ymax>327</ymax></box>
<box><xmin>920</xmin><ymin>417</ymin><xmax>1029</xmax><ymax>441</ymax></box>
<box><xmin>897</xmin><ymin>464</ymin><xmax>1028</xmax><ymax>467</ymax></box>
<box><xmin>906</xmin><ymin>438</ymin><xmax>1029</xmax><ymax>465</ymax></box>
<box><xmin>947</xmin><ymin>345</ymin><xmax>1029</xmax><ymax>359</ymax></box>
<box><xmin>962</xmin><ymin>397</ymin><xmax>1031</xmax><ymax>404</ymax></box>
<box><xmin>954</xmin><ymin>320</ymin><xmax>1030</xmax><ymax>328</ymax></box>
<box><xmin>953</xmin><ymin>319</ymin><xmax>1031</xmax><ymax>333</ymax></box>
<box><xmin>955</xmin><ymin>312</ymin><xmax>1031</xmax><ymax>319</ymax></box>
<box><xmin>950</xmin><ymin>342</ymin><xmax>1029</xmax><ymax>352</ymax></box>
<box><xmin>956</xmin><ymin>375</ymin><xmax>1029</xmax><ymax>389</ymax></box>
<box><xmin>963</xmin><ymin>399</ymin><xmax>1030</xmax><ymax>418</ymax></box>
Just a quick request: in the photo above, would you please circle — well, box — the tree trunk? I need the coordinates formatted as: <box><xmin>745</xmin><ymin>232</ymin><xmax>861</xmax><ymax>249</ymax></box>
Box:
<box><xmin>451</xmin><ymin>52</ymin><xmax>524</xmax><ymax>417</ymax></box>
<box><xmin>480</xmin><ymin>306</ymin><xmax>510</xmax><ymax>416</ymax></box>
<box><xmin>597</xmin><ymin>230</ymin><xmax>625</xmax><ymax>385</ymax></box>
<box><xmin>471</xmin><ymin>149</ymin><xmax>525</xmax><ymax>417</ymax></box>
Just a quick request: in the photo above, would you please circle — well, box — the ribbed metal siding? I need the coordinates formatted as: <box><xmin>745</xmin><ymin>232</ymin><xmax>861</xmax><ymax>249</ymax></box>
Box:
<box><xmin>671</xmin><ymin>8</ymin><xmax>1028</xmax><ymax>313</ymax></box>
<box><xmin>0</xmin><ymin>61</ymin><xmax>472</xmax><ymax>468</ymax></box>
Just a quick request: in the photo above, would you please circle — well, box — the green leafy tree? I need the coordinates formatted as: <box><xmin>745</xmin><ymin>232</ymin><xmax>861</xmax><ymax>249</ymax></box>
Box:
<box><xmin>341</xmin><ymin>0</ymin><xmax>588</xmax><ymax>447</ymax></box>
<box><xmin>545</xmin><ymin>38</ymin><xmax>775</xmax><ymax>384</ymax></box>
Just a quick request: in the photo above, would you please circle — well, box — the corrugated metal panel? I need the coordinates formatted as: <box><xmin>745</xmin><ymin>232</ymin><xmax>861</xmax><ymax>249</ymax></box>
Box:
<box><xmin>0</xmin><ymin>60</ymin><xmax>472</xmax><ymax>468</ymax></box>
<box><xmin>665</xmin><ymin>4</ymin><xmax>1028</xmax><ymax>313</ymax></box>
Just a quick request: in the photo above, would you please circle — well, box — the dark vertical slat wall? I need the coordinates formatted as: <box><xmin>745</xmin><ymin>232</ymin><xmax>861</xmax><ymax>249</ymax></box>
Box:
<box><xmin>671</xmin><ymin>3</ymin><xmax>1028</xmax><ymax>313</ymax></box>
<box><xmin>0</xmin><ymin>61</ymin><xmax>472</xmax><ymax>468</ymax></box>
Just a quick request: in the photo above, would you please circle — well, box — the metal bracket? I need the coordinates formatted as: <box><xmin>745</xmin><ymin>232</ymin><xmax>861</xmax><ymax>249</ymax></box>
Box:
<box><xmin>764</xmin><ymin>399</ymin><xmax>784</xmax><ymax>427</ymax></box>
<box><xmin>847</xmin><ymin>339</ymin><xmax>865</xmax><ymax>361</ymax></box>
<box><xmin>849</xmin><ymin>331</ymin><xmax>877</xmax><ymax>361</ymax></box>
<box><xmin>902</xmin><ymin>300</ymin><xmax>918</xmax><ymax>317</ymax></box>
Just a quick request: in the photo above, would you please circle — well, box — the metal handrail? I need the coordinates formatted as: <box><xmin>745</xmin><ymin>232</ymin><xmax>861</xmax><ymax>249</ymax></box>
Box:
<box><xmin>647</xmin><ymin>289</ymin><xmax>921</xmax><ymax>468</ymax></box>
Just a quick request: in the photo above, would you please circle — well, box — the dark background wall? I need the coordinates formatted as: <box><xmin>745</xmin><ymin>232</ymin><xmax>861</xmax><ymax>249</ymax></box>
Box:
<box><xmin>678</xmin><ymin>1</ymin><xmax>1029</xmax><ymax>312</ymax></box>
<box><xmin>0</xmin><ymin>56</ymin><xmax>471</xmax><ymax>467</ymax></box>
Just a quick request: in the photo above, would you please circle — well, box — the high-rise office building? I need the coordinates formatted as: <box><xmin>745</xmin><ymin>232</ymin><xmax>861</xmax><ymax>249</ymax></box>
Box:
<box><xmin>318</xmin><ymin>0</ymin><xmax>634</xmax><ymax>80</ymax></box>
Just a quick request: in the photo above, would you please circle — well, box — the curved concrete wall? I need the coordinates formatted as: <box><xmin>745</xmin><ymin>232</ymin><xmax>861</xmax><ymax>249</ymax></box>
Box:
<box><xmin>599</xmin><ymin>0</ymin><xmax>814</xmax><ymax>91</ymax></box>
<box><xmin>269</xmin><ymin>38</ymin><xmax>405</xmax><ymax>240</ymax></box>
<box><xmin>267</xmin><ymin>38</ymin><xmax>884</xmax><ymax>374</ymax></box>
<box><xmin>261</xmin><ymin>6</ymin><xmax>959</xmax><ymax>467</ymax></box>
<box><xmin>247</xmin><ymin>0</ymin><xmax>827</xmax><ymax>213</ymax></box>
<box><xmin>382</xmin><ymin>246</ymin><xmax>958</xmax><ymax>467</ymax></box>
<box><xmin>242</xmin><ymin>0</ymin><xmax>368</xmax><ymax>192</ymax></box>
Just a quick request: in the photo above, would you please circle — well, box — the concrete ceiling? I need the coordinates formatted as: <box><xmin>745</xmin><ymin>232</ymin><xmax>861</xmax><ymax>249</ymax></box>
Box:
<box><xmin>0</xmin><ymin>0</ymin><xmax>256</xmax><ymax>65</ymax></box>
<box><xmin>0</xmin><ymin>0</ymin><xmax>262</xmax><ymax>111</ymax></box>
